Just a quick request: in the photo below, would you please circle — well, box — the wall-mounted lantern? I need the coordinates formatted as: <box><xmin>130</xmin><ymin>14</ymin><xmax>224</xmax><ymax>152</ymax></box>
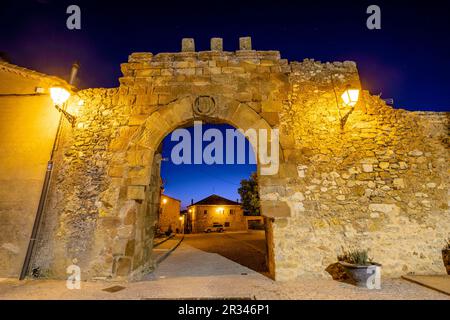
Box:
<box><xmin>50</xmin><ymin>87</ymin><xmax>76</xmax><ymax>127</ymax></box>
<box><xmin>341</xmin><ymin>88</ymin><xmax>360</xmax><ymax>107</ymax></box>
<box><xmin>330</xmin><ymin>72</ymin><xmax>361</xmax><ymax>130</ymax></box>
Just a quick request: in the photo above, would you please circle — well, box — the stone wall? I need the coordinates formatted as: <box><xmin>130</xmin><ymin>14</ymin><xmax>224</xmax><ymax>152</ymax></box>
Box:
<box><xmin>28</xmin><ymin>38</ymin><xmax>449</xmax><ymax>281</ymax></box>
<box><xmin>267</xmin><ymin>61</ymin><xmax>449</xmax><ymax>279</ymax></box>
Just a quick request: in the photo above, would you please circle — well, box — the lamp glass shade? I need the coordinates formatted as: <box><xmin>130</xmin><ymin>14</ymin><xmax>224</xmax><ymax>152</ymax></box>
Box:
<box><xmin>341</xmin><ymin>89</ymin><xmax>360</xmax><ymax>107</ymax></box>
<box><xmin>50</xmin><ymin>87</ymin><xmax>70</xmax><ymax>106</ymax></box>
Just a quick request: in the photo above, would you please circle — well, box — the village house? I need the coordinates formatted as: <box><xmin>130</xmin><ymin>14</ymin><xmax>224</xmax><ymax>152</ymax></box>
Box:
<box><xmin>186</xmin><ymin>194</ymin><xmax>263</xmax><ymax>233</ymax></box>
<box><xmin>158</xmin><ymin>194</ymin><xmax>182</xmax><ymax>234</ymax></box>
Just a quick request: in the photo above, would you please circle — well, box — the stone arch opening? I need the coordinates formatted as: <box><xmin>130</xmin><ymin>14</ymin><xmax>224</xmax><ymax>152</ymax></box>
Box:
<box><xmin>110</xmin><ymin>97</ymin><xmax>279</xmax><ymax>280</ymax></box>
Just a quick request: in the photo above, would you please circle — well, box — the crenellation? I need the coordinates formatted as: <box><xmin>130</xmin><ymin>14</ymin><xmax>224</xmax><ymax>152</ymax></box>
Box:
<box><xmin>210</xmin><ymin>37</ymin><xmax>223</xmax><ymax>51</ymax></box>
<box><xmin>181</xmin><ymin>38</ymin><xmax>195</xmax><ymax>52</ymax></box>
<box><xmin>239</xmin><ymin>36</ymin><xmax>252</xmax><ymax>50</ymax></box>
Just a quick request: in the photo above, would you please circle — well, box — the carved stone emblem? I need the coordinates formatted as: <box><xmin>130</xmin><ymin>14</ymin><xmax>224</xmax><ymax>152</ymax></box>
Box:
<box><xmin>193</xmin><ymin>96</ymin><xmax>216</xmax><ymax>116</ymax></box>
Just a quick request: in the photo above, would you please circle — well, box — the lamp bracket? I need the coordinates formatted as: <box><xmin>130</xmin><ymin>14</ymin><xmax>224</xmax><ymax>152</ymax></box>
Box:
<box><xmin>55</xmin><ymin>104</ymin><xmax>76</xmax><ymax>127</ymax></box>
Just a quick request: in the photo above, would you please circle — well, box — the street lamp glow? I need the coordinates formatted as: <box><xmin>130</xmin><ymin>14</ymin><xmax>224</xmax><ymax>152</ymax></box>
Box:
<box><xmin>162</xmin><ymin>198</ymin><xmax>167</xmax><ymax>204</ymax></box>
<box><xmin>341</xmin><ymin>88</ymin><xmax>360</xmax><ymax>107</ymax></box>
<box><xmin>50</xmin><ymin>87</ymin><xmax>71</xmax><ymax>106</ymax></box>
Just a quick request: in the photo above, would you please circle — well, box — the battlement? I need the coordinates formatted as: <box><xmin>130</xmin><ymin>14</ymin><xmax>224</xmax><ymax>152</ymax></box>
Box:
<box><xmin>121</xmin><ymin>37</ymin><xmax>359</xmax><ymax>82</ymax></box>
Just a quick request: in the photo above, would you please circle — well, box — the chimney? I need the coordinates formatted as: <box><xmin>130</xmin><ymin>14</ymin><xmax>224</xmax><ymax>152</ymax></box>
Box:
<box><xmin>69</xmin><ymin>61</ymin><xmax>80</xmax><ymax>85</ymax></box>
<box><xmin>191</xmin><ymin>199</ymin><xmax>194</xmax><ymax>205</ymax></box>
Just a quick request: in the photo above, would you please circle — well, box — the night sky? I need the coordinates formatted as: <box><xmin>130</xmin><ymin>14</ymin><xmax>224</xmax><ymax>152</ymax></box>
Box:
<box><xmin>1</xmin><ymin>1</ymin><xmax>449</xmax><ymax>207</ymax></box>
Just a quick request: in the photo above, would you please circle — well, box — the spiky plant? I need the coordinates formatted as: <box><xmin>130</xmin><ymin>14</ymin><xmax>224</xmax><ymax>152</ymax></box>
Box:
<box><xmin>338</xmin><ymin>248</ymin><xmax>373</xmax><ymax>266</ymax></box>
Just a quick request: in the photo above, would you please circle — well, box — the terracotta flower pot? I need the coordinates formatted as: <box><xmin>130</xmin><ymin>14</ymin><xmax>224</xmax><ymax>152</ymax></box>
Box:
<box><xmin>443</xmin><ymin>249</ymin><xmax>450</xmax><ymax>275</ymax></box>
<box><xmin>339</xmin><ymin>261</ymin><xmax>382</xmax><ymax>288</ymax></box>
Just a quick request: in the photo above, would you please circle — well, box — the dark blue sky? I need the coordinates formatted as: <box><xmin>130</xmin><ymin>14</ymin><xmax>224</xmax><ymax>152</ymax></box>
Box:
<box><xmin>1</xmin><ymin>0</ymin><xmax>449</xmax><ymax>207</ymax></box>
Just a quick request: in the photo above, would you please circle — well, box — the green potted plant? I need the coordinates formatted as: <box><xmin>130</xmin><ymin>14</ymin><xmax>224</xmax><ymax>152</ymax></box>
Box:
<box><xmin>443</xmin><ymin>238</ymin><xmax>450</xmax><ymax>275</ymax></box>
<box><xmin>338</xmin><ymin>248</ymin><xmax>381</xmax><ymax>288</ymax></box>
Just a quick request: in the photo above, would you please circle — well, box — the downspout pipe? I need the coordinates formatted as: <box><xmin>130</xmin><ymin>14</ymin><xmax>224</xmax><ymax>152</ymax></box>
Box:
<box><xmin>19</xmin><ymin>107</ymin><xmax>64</xmax><ymax>280</ymax></box>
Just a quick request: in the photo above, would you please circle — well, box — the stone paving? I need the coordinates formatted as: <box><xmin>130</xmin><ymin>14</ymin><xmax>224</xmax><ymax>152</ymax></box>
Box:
<box><xmin>0</xmin><ymin>243</ymin><xmax>448</xmax><ymax>300</ymax></box>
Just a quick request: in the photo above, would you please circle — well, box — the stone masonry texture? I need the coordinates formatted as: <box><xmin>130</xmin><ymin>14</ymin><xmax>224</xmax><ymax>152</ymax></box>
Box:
<box><xmin>27</xmin><ymin>39</ymin><xmax>449</xmax><ymax>281</ymax></box>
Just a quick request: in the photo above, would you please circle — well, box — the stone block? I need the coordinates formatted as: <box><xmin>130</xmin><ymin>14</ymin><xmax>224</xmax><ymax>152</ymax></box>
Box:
<box><xmin>108</xmin><ymin>166</ymin><xmax>124</xmax><ymax>178</ymax></box>
<box><xmin>115</xmin><ymin>257</ymin><xmax>131</xmax><ymax>276</ymax></box>
<box><xmin>260</xmin><ymin>200</ymin><xmax>291</xmax><ymax>218</ymax></box>
<box><xmin>128</xmin><ymin>167</ymin><xmax>151</xmax><ymax>186</ymax></box>
<box><xmin>127</xmin><ymin>149</ymin><xmax>153</xmax><ymax>167</ymax></box>
<box><xmin>393</xmin><ymin>178</ymin><xmax>405</xmax><ymax>189</ymax></box>
<box><xmin>112</xmin><ymin>239</ymin><xmax>128</xmax><ymax>255</ymax></box>
<box><xmin>221</xmin><ymin>66</ymin><xmax>245</xmax><ymax>74</ymax></box>
<box><xmin>125</xmin><ymin>240</ymin><xmax>135</xmax><ymax>256</ymax></box>
<box><xmin>181</xmin><ymin>38</ymin><xmax>195</xmax><ymax>52</ymax></box>
<box><xmin>124</xmin><ymin>207</ymin><xmax>136</xmax><ymax>225</ymax></box>
<box><xmin>176</xmin><ymin>68</ymin><xmax>196</xmax><ymax>76</ymax></box>
<box><xmin>127</xmin><ymin>186</ymin><xmax>146</xmax><ymax>200</ymax></box>
<box><xmin>239</xmin><ymin>37</ymin><xmax>252</xmax><ymax>50</ymax></box>
<box><xmin>211</xmin><ymin>38</ymin><xmax>223</xmax><ymax>51</ymax></box>
<box><xmin>128</xmin><ymin>52</ymin><xmax>153</xmax><ymax>62</ymax></box>
<box><xmin>128</xmin><ymin>114</ymin><xmax>149</xmax><ymax>126</ymax></box>
<box><xmin>261</xmin><ymin>112</ymin><xmax>280</xmax><ymax>126</ymax></box>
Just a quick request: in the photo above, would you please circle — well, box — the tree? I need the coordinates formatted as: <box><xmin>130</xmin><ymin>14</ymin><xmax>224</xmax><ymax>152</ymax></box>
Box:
<box><xmin>238</xmin><ymin>172</ymin><xmax>260</xmax><ymax>216</ymax></box>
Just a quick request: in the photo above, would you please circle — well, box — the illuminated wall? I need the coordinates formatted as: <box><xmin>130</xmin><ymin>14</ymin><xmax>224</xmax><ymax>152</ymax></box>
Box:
<box><xmin>159</xmin><ymin>195</ymin><xmax>182</xmax><ymax>233</ymax></box>
<box><xmin>0</xmin><ymin>62</ymin><xmax>64</xmax><ymax>277</ymax></box>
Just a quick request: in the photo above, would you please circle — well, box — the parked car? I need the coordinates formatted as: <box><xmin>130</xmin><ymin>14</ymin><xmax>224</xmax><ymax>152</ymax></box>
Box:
<box><xmin>204</xmin><ymin>223</ymin><xmax>225</xmax><ymax>233</ymax></box>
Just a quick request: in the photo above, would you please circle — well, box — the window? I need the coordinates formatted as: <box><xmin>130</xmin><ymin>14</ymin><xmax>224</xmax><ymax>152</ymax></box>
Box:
<box><xmin>203</xmin><ymin>209</ymin><xmax>208</xmax><ymax>215</ymax></box>
<box><xmin>230</xmin><ymin>209</ymin><xmax>235</xmax><ymax>215</ymax></box>
<box><xmin>224</xmin><ymin>222</ymin><xmax>230</xmax><ymax>227</ymax></box>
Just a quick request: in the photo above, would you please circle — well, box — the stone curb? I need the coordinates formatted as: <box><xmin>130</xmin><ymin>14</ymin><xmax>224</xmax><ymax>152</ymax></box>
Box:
<box><xmin>155</xmin><ymin>236</ymin><xmax>185</xmax><ymax>265</ymax></box>
<box><xmin>402</xmin><ymin>275</ymin><xmax>450</xmax><ymax>296</ymax></box>
<box><xmin>153</xmin><ymin>234</ymin><xmax>175</xmax><ymax>248</ymax></box>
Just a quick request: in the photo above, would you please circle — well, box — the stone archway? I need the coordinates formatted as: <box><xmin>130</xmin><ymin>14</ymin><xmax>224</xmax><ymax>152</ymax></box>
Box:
<box><xmin>107</xmin><ymin>96</ymin><xmax>281</xmax><ymax>280</ymax></box>
<box><xmin>27</xmin><ymin>46</ymin><xmax>448</xmax><ymax>283</ymax></box>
